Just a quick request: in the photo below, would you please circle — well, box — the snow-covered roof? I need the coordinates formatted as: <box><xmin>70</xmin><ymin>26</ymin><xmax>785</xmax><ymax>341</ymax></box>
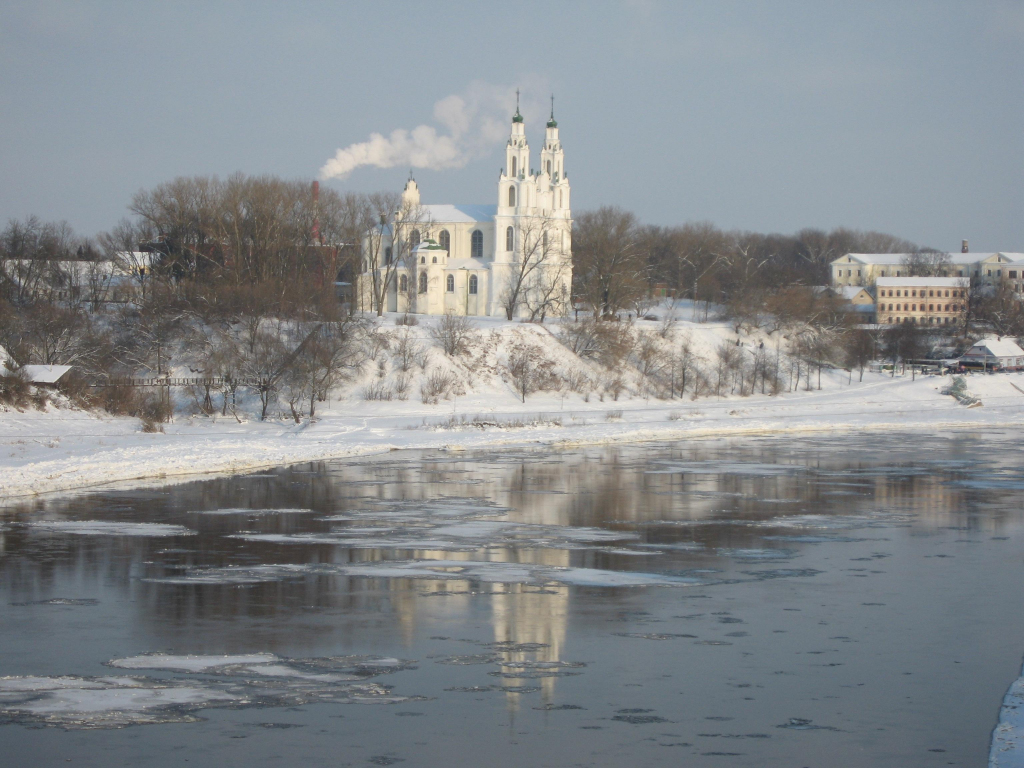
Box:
<box><xmin>834</xmin><ymin>253</ymin><xmax>1023</xmax><ymax>267</ymax></box>
<box><xmin>17</xmin><ymin>365</ymin><xmax>74</xmax><ymax>384</ymax></box>
<box><xmin>876</xmin><ymin>277</ymin><xmax>962</xmax><ymax>287</ymax></box>
<box><xmin>412</xmin><ymin>239</ymin><xmax>445</xmax><ymax>252</ymax></box>
<box><xmin>422</xmin><ymin>204</ymin><xmax>497</xmax><ymax>224</ymax></box>
<box><xmin>445</xmin><ymin>258</ymin><xmax>488</xmax><ymax>270</ymax></box>
<box><xmin>838</xmin><ymin>286</ymin><xmax>871</xmax><ymax>301</ymax></box>
<box><xmin>963</xmin><ymin>338</ymin><xmax>1024</xmax><ymax>358</ymax></box>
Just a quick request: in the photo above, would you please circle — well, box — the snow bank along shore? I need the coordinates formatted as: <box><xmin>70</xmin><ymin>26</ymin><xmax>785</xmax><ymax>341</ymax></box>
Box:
<box><xmin>3</xmin><ymin>312</ymin><xmax>1023</xmax><ymax>501</ymax></box>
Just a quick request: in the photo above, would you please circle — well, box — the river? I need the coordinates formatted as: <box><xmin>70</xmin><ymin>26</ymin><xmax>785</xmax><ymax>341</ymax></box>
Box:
<box><xmin>2</xmin><ymin>431</ymin><xmax>1023</xmax><ymax>767</ymax></box>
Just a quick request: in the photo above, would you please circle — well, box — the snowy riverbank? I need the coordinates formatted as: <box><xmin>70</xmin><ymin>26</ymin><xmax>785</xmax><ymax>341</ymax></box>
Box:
<box><xmin>3</xmin><ymin>368</ymin><xmax>1024</xmax><ymax>501</ymax></box>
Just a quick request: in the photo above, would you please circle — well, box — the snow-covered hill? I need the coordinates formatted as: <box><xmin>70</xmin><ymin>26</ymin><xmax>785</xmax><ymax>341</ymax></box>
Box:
<box><xmin>2</xmin><ymin>307</ymin><xmax>1022</xmax><ymax>500</ymax></box>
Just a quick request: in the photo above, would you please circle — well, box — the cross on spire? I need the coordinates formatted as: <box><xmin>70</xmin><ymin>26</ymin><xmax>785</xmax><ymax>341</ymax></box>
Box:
<box><xmin>547</xmin><ymin>94</ymin><xmax>558</xmax><ymax>128</ymax></box>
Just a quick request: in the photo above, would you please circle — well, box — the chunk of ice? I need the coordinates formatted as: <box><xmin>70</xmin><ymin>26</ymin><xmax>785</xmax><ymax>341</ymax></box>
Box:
<box><xmin>27</xmin><ymin>521</ymin><xmax>195</xmax><ymax>537</ymax></box>
<box><xmin>108</xmin><ymin>653</ymin><xmax>279</xmax><ymax>672</ymax></box>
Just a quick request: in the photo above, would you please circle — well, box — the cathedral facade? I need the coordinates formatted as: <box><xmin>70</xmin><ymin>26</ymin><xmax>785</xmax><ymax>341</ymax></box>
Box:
<box><xmin>359</xmin><ymin>102</ymin><xmax>573</xmax><ymax>319</ymax></box>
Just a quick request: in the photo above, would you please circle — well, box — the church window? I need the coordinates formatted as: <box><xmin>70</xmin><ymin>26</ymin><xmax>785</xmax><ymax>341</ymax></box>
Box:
<box><xmin>446</xmin><ymin>274</ymin><xmax>455</xmax><ymax>293</ymax></box>
<box><xmin>418</xmin><ymin>273</ymin><xmax>427</xmax><ymax>293</ymax></box>
<box><xmin>439</xmin><ymin>229</ymin><xmax>450</xmax><ymax>252</ymax></box>
<box><xmin>420</xmin><ymin>256</ymin><xmax>425</xmax><ymax>264</ymax></box>
<box><xmin>432</xmin><ymin>256</ymin><xmax>437</xmax><ymax>264</ymax></box>
<box><xmin>469</xmin><ymin>275</ymin><xmax>478</xmax><ymax>295</ymax></box>
<box><xmin>384</xmin><ymin>246</ymin><xmax>392</xmax><ymax>264</ymax></box>
<box><xmin>546</xmin><ymin>160</ymin><xmax>551</xmax><ymax>175</ymax></box>
<box><xmin>508</xmin><ymin>186</ymin><xmax>516</xmax><ymax>207</ymax></box>
<box><xmin>410</xmin><ymin>230</ymin><xmax>420</xmax><ymax>247</ymax></box>
<box><xmin>471</xmin><ymin>230</ymin><xmax>483</xmax><ymax>259</ymax></box>
<box><xmin>399</xmin><ymin>274</ymin><xmax>408</xmax><ymax>292</ymax></box>
<box><xmin>558</xmin><ymin>190</ymin><xmax>562</xmax><ymax>208</ymax></box>
<box><xmin>506</xmin><ymin>226</ymin><xmax>514</xmax><ymax>251</ymax></box>
<box><xmin>511</xmin><ymin>157</ymin><xmax>517</xmax><ymax>177</ymax></box>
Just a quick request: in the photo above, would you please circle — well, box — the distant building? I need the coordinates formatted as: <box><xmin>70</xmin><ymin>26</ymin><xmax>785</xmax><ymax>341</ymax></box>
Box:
<box><xmin>960</xmin><ymin>338</ymin><xmax>1024</xmax><ymax>371</ymax></box>
<box><xmin>831</xmin><ymin>251</ymin><xmax>1024</xmax><ymax>288</ymax></box>
<box><xmin>823</xmin><ymin>285</ymin><xmax>876</xmax><ymax>323</ymax></box>
<box><xmin>875</xmin><ymin>277</ymin><xmax>966</xmax><ymax>326</ymax></box>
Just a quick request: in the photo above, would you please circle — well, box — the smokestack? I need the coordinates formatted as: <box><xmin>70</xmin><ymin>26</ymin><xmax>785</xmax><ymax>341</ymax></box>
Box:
<box><xmin>311</xmin><ymin>180</ymin><xmax>319</xmax><ymax>243</ymax></box>
<box><xmin>961</xmin><ymin>239</ymin><xmax>969</xmax><ymax>253</ymax></box>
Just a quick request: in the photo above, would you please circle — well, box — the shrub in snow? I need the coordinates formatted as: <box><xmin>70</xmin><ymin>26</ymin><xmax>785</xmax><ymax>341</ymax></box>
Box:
<box><xmin>421</xmin><ymin>369</ymin><xmax>459</xmax><ymax>404</ymax></box>
<box><xmin>395</xmin><ymin>313</ymin><xmax>419</xmax><ymax>326</ymax></box>
<box><xmin>363</xmin><ymin>381</ymin><xmax>394</xmax><ymax>401</ymax></box>
<box><xmin>429</xmin><ymin>312</ymin><xmax>476</xmax><ymax>357</ymax></box>
<box><xmin>392</xmin><ymin>328</ymin><xmax>422</xmax><ymax>373</ymax></box>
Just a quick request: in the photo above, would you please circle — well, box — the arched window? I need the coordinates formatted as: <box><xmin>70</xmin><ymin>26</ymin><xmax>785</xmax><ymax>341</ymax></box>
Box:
<box><xmin>399</xmin><ymin>274</ymin><xmax>408</xmax><ymax>292</ymax></box>
<box><xmin>446</xmin><ymin>274</ymin><xmax>455</xmax><ymax>293</ymax></box>
<box><xmin>471</xmin><ymin>230</ymin><xmax>483</xmax><ymax>259</ymax></box>
<box><xmin>558</xmin><ymin>190</ymin><xmax>562</xmax><ymax>208</ymax></box>
<box><xmin>384</xmin><ymin>246</ymin><xmax>392</xmax><ymax>264</ymax></box>
<box><xmin>410</xmin><ymin>229</ymin><xmax>420</xmax><ymax>247</ymax></box>
<box><xmin>505</xmin><ymin>226</ymin><xmax>514</xmax><ymax>251</ymax></box>
<box><xmin>438</xmin><ymin>229</ymin><xmax>450</xmax><ymax>252</ymax></box>
<box><xmin>511</xmin><ymin>157</ymin><xmax>517</xmax><ymax>177</ymax></box>
<box><xmin>418</xmin><ymin>272</ymin><xmax>427</xmax><ymax>293</ymax></box>
<box><xmin>508</xmin><ymin>186</ymin><xmax>516</xmax><ymax>207</ymax></box>
<box><xmin>469</xmin><ymin>275</ymin><xmax>478</xmax><ymax>295</ymax></box>
<box><xmin>432</xmin><ymin>256</ymin><xmax>437</xmax><ymax>264</ymax></box>
<box><xmin>546</xmin><ymin>160</ymin><xmax>551</xmax><ymax>175</ymax></box>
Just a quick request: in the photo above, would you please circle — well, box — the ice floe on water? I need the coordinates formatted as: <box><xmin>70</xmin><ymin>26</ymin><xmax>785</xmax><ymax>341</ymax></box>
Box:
<box><xmin>144</xmin><ymin>559</ymin><xmax>706</xmax><ymax>588</ymax></box>
<box><xmin>26</xmin><ymin>521</ymin><xmax>195</xmax><ymax>537</ymax></box>
<box><xmin>0</xmin><ymin>654</ymin><xmax>422</xmax><ymax>729</ymax></box>
<box><xmin>188</xmin><ymin>508</ymin><xmax>313</xmax><ymax>516</ymax></box>
<box><xmin>645</xmin><ymin>461</ymin><xmax>806</xmax><ymax>476</ymax></box>
<box><xmin>990</xmin><ymin>663</ymin><xmax>1024</xmax><ymax>767</ymax></box>
<box><xmin>108</xmin><ymin>654</ymin><xmax>278</xmax><ymax>672</ymax></box>
<box><xmin>231</xmin><ymin>517</ymin><xmax>638</xmax><ymax>553</ymax></box>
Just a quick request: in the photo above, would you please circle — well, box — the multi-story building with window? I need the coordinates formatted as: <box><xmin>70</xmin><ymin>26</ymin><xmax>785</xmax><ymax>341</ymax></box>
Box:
<box><xmin>830</xmin><ymin>250</ymin><xmax>1024</xmax><ymax>288</ymax></box>
<box><xmin>874</xmin><ymin>277</ymin><xmax>967</xmax><ymax>326</ymax></box>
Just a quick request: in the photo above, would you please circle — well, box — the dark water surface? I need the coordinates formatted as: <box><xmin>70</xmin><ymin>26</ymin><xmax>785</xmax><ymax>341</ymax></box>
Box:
<box><xmin>2</xmin><ymin>431</ymin><xmax>1024</xmax><ymax>767</ymax></box>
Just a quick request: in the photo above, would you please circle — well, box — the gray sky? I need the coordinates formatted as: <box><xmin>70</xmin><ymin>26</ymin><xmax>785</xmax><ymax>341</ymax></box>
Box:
<box><xmin>1</xmin><ymin>0</ymin><xmax>1021</xmax><ymax>250</ymax></box>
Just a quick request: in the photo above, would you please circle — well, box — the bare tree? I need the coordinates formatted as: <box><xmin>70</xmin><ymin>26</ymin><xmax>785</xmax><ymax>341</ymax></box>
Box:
<box><xmin>572</xmin><ymin>207</ymin><xmax>647</xmax><ymax>318</ymax></box>
<box><xmin>502</xmin><ymin>216</ymin><xmax>570</xmax><ymax>321</ymax></box>
<box><xmin>901</xmin><ymin>250</ymin><xmax>952</xmax><ymax>277</ymax></box>
<box><xmin>362</xmin><ymin>193</ymin><xmax>427</xmax><ymax>317</ymax></box>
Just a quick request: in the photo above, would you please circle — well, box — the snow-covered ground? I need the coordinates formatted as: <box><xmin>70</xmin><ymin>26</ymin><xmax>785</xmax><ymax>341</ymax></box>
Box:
<box><xmin>3</xmin><ymin>310</ymin><xmax>1023</xmax><ymax>501</ymax></box>
<box><xmin>991</xmin><ymin>662</ymin><xmax>1024</xmax><ymax>767</ymax></box>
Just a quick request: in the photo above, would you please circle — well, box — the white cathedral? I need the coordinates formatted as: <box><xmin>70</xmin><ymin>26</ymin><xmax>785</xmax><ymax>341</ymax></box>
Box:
<box><xmin>359</xmin><ymin>99</ymin><xmax>573</xmax><ymax>319</ymax></box>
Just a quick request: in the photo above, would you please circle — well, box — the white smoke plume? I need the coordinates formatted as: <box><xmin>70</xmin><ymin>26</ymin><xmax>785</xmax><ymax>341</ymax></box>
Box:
<box><xmin>319</xmin><ymin>79</ymin><xmax>550</xmax><ymax>181</ymax></box>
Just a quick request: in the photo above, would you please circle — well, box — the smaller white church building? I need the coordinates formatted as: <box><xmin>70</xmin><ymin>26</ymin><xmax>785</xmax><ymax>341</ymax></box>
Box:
<box><xmin>359</xmin><ymin>101</ymin><xmax>573</xmax><ymax>319</ymax></box>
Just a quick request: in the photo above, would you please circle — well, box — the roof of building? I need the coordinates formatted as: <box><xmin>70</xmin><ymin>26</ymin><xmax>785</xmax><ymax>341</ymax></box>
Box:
<box><xmin>834</xmin><ymin>252</ymin><xmax>1024</xmax><ymax>266</ymax></box>
<box><xmin>16</xmin><ymin>365</ymin><xmax>74</xmax><ymax>384</ymax></box>
<box><xmin>876</xmin><ymin>277</ymin><xmax>963</xmax><ymax>286</ymax></box>
<box><xmin>838</xmin><ymin>286</ymin><xmax>871</xmax><ymax>300</ymax></box>
<box><xmin>422</xmin><ymin>204</ymin><xmax>497</xmax><ymax>224</ymax></box>
<box><xmin>963</xmin><ymin>338</ymin><xmax>1024</xmax><ymax>358</ymax></box>
<box><xmin>445</xmin><ymin>258</ymin><xmax>488</xmax><ymax>270</ymax></box>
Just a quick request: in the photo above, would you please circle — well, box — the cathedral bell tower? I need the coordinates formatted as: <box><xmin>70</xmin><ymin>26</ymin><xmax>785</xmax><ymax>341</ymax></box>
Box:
<box><xmin>502</xmin><ymin>90</ymin><xmax>530</xmax><ymax>212</ymax></box>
